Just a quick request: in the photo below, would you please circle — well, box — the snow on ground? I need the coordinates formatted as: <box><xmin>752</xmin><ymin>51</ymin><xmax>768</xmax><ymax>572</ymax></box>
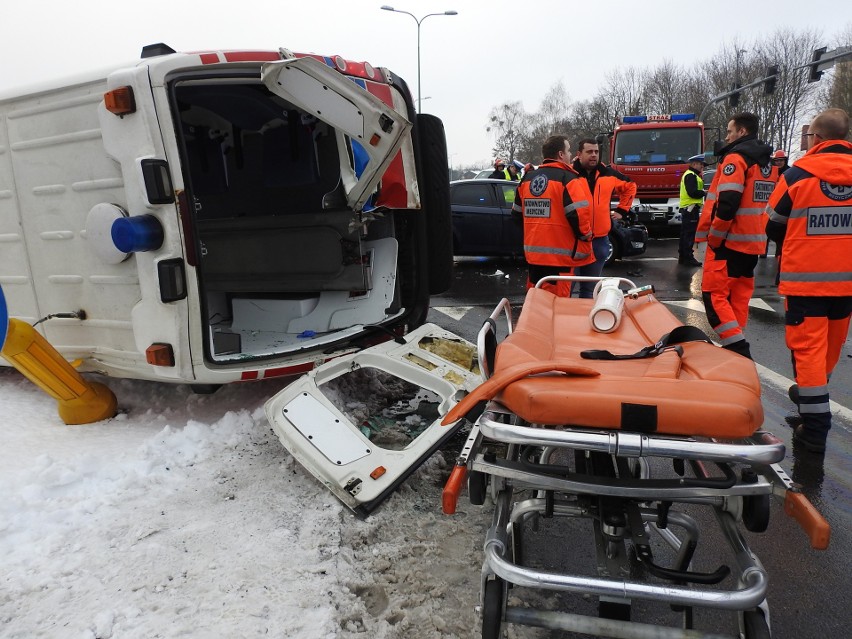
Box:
<box><xmin>0</xmin><ymin>367</ymin><xmax>491</xmax><ymax>638</ymax></box>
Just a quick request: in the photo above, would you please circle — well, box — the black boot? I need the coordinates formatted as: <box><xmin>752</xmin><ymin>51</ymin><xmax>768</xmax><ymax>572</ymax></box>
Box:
<box><xmin>788</xmin><ymin>384</ymin><xmax>799</xmax><ymax>405</ymax></box>
<box><xmin>678</xmin><ymin>256</ymin><xmax>702</xmax><ymax>267</ymax></box>
<box><xmin>792</xmin><ymin>425</ymin><xmax>827</xmax><ymax>454</ymax></box>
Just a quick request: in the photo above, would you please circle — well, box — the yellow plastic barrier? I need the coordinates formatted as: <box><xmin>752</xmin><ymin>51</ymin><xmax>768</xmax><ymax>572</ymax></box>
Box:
<box><xmin>1</xmin><ymin>318</ymin><xmax>117</xmax><ymax>425</ymax></box>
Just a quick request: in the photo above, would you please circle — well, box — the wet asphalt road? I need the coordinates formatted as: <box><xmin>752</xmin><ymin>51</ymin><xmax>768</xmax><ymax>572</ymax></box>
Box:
<box><xmin>425</xmin><ymin>237</ymin><xmax>852</xmax><ymax>638</ymax></box>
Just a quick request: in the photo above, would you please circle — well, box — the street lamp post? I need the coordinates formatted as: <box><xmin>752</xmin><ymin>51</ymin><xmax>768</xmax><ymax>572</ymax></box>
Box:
<box><xmin>380</xmin><ymin>5</ymin><xmax>457</xmax><ymax>113</ymax></box>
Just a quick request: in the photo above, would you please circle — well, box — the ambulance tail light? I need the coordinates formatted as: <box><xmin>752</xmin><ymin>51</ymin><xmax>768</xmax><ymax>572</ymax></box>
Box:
<box><xmin>157</xmin><ymin>258</ymin><xmax>187</xmax><ymax>303</ymax></box>
<box><xmin>146</xmin><ymin>343</ymin><xmax>175</xmax><ymax>367</ymax></box>
<box><xmin>104</xmin><ymin>86</ymin><xmax>136</xmax><ymax>116</ymax></box>
<box><xmin>141</xmin><ymin>159</ymin><xmax>175</xmax><ymax>205</ymax></box>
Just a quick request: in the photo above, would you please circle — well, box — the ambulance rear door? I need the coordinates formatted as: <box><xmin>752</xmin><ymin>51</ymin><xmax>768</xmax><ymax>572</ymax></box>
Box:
<box><xmin>261</xmin><ymin>56</ymin><xmax>411</xmax><ymax>212</ymax></box>
<box><xmin>264</xmin><ymin>324</ymin><xmax>482</xmax><ymax>516</ymax></box>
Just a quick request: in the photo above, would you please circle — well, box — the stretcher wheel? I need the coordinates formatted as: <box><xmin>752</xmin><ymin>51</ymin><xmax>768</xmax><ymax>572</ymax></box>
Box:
<box><xmin>743</xmin><ymin>494</ymin><xmax>771</xmax><ymax>533</ymax></box>
<box><xmin>481</xmin><ymin>576</ymin><xmax>505</xmax><ymax>639</ymax></box>
<box><xmin>743</xmin><ymin>608</ymin><xmax>771</xmax><ymax>639</ymax></box>
<box><xmin>468</xmin><ymin>470</ymin><xmax>488</xmax><ymax>506</ymax></box>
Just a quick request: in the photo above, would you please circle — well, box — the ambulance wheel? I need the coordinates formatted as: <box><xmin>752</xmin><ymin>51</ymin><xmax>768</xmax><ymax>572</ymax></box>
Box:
<box><xmin>468</xmin><ymin>470</ymin><xmax>488</xmax><ymax>505</ymax></box>
<box><xmin>190</xmin><ymin>384</ymin><xmax>222</xmax><ymax>395</ymax></box>
<box><xmin>416</xmin><ymin>113</ymin><xmax>454</xmax><ymax>295</ymax></box>
<box><xmin>743</xmin><ymin>494</ymin><xmax>771</xmax><ymax>533</ymax></box>
<box><xmin>743</xmin><ymin>608</ymin><xmax>771</xmax><ymax>639</ymax></box>
<box><xmin>481</xmin><ymin>577</ymin><xmax>505</xmax><ymax>639</ymax></box>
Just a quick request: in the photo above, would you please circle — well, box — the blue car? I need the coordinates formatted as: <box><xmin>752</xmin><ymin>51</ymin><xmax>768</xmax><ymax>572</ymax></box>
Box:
<box><xmin>450</xmin><ymin>179</ymin><xmax>648</xmax><ymax>263</ymax></box>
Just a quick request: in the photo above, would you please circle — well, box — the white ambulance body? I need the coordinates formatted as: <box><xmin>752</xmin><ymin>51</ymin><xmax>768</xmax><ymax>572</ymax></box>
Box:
<box><xmin>0</xmin><ymin>43</ymin><xmax>452</xmax><ymax>388</ymax></box>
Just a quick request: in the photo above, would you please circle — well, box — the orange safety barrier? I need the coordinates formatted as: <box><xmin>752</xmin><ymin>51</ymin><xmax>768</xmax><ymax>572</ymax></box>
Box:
<box><xmin>1</xmin><ymin>318</ymin><xmax>117</xmax><ymax>425</ymax></box>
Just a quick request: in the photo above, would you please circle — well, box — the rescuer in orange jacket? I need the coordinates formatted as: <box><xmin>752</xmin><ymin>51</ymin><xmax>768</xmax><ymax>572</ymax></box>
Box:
<box><xmin>765</xmin><ymin>108</ymin><xmax>852</xmax><ymax>454</ymax></box>
<box><xmin>512</xmin><ymin>135</ymin><xmax>594</xmax><ymax>296</ymax></box>
<box><xmin>697</xmin><ymin>112</ymin><xmax>776</xmax><ymax>359</ymax></box>
<box><xmin>571</xmin><ymin>138</ymin><xmax>637</xmax><ymax>298</ymax></box>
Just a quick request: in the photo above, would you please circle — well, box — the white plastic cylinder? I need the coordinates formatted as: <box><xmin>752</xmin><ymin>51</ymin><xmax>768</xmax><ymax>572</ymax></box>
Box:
<box><xmin>590</xmin><ymin>278</ymin><xmax>625</xmax><ymax>333</ymax></box>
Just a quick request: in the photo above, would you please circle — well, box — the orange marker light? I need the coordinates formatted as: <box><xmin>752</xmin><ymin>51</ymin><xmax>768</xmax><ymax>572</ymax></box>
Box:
<box><xmin>104</xmin><ymin>86</ymin><xmax>136</xmax><ymax>116</ymax></box>
<box><xmin>369</xmin><ymin>466</ymin><xmax>387</xmax><ymax>480</ymax></box>
<box><xmin>145</xmin><ymin>343</ymin><xmax>175</xmax><ymax>367</ymax></box>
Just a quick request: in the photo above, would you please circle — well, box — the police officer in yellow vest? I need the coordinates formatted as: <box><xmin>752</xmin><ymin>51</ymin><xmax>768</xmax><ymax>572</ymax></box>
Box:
<box><xmin>678</xmin><ymin>153</ymin><xmax>708</xmax><ymax>266</ymax></box>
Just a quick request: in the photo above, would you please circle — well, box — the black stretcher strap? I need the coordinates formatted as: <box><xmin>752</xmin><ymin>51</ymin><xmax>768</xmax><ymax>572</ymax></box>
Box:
<box><xmin>580</xmin><ymin>325</ymin><xmax>713</xmax><ymax>361</ymax></box>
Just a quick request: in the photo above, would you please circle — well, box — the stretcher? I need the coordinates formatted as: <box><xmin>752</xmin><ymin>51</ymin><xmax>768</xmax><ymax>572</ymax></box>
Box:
<box><xmin>441</xmin><ymin>276</ymin><xmax>830</xmax><ymax>639</ymax></box>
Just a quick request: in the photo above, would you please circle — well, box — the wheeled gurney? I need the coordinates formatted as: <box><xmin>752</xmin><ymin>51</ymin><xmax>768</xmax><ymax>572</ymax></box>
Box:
<box><xmin>440</xmin><ymin>276</ymin><xmax>830</xmax><ymax>639</ymax></box>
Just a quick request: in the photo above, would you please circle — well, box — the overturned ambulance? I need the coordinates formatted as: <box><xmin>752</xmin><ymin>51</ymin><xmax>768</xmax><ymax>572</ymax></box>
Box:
<box><xmin>0</xmin><ymin>43</ymin><xmax>452</xmax><ymax>388</ymax></box>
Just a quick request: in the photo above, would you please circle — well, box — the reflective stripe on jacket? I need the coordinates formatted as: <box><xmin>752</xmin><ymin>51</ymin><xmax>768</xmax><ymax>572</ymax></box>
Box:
<box><xmin>765</xmin><ymin>139</ymin><xmax>852</xmax><ymax>296</ymax></box>
<box><xmin>695</xmin><ymin>169</ymin><xmax>722</xmax><ymax>243</ymax></box>
<box><xmin>513</xmin><ymin>161</ymin><xmax>594</xmax><ymax>267</ymax></box>
<box><xmin>706</xmin><ymin>152</ymin><xmax>777</xmax><ymax>253</ymax></box>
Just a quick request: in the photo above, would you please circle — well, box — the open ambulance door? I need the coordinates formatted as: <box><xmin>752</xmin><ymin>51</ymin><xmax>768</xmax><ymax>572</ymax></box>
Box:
<box><xmin>264</xmin><ymin>324</ymin><xmax>482</xmax><ymax>517</ymax></box>
<box><xmin>261</xmin><ymin>56</ymin><xmax>411</xmax><ymax>212</ymax></box>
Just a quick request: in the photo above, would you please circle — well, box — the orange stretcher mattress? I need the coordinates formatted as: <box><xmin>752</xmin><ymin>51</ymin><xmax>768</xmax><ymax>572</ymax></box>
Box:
<box><xmin>444</xmin><ymin>288</ymin><xmax>763</xmax><ymax>438</ymax></box>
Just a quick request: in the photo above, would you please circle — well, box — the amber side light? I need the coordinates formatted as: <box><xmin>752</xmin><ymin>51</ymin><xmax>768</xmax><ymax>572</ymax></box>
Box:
<box><xmin>146</xmin><ymin>343</ymin><xmax>175</xmax><ymax>367</ymax></box>
<box><xmin>104</xmin><ymin>86</ymin><xmax>136</xmax><ymax>115</ymax></box>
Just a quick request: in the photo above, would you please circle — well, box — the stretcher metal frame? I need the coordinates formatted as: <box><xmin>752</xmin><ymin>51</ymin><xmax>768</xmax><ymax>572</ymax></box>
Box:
<box><xmin>443</xmin><ymin>277</ymin><xmax>829</xmax><ymax>639</ymax></box>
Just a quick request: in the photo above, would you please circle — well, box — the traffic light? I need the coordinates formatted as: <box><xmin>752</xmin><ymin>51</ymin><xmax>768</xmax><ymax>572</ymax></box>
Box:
<box><xmin>729</xmin><ymin>84</ymin><xmax>741</xmax><ymax>108</ymax></box>
<box><xmin>763</xmin><ymin>65</ymin><xmax>779</xmax><ymax>95</ymax></box>
<box><xmin>808</xmin><ymin>47</ymin><xmax>827</xmax><ymax>83</ymax></box>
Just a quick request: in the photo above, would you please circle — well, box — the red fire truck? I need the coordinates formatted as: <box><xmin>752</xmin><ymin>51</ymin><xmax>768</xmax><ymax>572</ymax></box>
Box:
<box><xmin>608</xmin><ymin>114</ymin><xmax>705</xmax><ymax>230</ymax></box>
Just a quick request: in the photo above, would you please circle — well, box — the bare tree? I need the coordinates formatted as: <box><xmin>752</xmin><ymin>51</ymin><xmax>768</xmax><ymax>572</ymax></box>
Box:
<box><xmin>517</xmin><ymin>82</ymin><xmax>573</xmax><ymax>163</ymax></box>
<box><xmin>598</xmin><ymin>66</ymin><xmax>646</xmax><ymax>120</ymax></box>
<box><xmin>486</xmin><ymin>101</ymin><xmax>529</xmax><ymax>164</ymax></box>
<box><xmin>644</xmin><ymin>60</ymin><xmax>690</xmax><ymax>114</ymax></box>
<box><xmin>819</xmin><ymin>22</ymin><xmax>852</xmax><ymax>137</ymax></box>
<box><xmin>483</xmin><ymin>25</ymin><xmax>845</xmax><ymax>165</ymax></box>
<box><xmin>751</xmin><ymin>28</ymin><xmax>825</xmax><ymax>152</ymax></box>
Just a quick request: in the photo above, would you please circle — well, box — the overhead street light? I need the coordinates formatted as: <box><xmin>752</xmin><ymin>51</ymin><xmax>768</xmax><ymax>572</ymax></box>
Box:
<box><xmin>380</xmin><ymin>5</ymin><xmax>458</xmax><ymax>113</ymax></box>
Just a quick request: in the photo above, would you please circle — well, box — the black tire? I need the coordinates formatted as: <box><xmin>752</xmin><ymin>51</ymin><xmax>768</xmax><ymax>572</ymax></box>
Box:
<box><xmin>743</xmin><ymin>494</ymin><xmax>771</xmax><ymax>533</ymax></box>
<box><xmin>415</xmin><ymin>114</ymin><xmax>453</xmax><ymax>295</ymax></box>
<box><xmin>606</xmin><ymin>230</ymin><xmax>622</xmax><ymax>264</ymax></box>
<box><xmin>190</xmin><ymin>384</ymin><xmax>222</xmax><ymax>395</ymax></box>
<box><xmin>468</xmin><ymin>470</ymin><xmax>488</xmax><ymax>506</ymax></box>
<box><xmin>743</xmin><ymin>608</ymin><xmax>771</xmax><ymax>639</ymax></box>
<box><xmin>481</xmin><ymin>577</ymin><xmax>505</xmax><ymax>639</ymax></box>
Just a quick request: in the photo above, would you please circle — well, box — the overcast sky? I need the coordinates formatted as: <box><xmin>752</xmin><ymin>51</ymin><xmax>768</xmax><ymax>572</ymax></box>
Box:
<box><xmin>1</xmin><ymin>0</ymin><xmax>847</xmax><ymax>167</ymax></box>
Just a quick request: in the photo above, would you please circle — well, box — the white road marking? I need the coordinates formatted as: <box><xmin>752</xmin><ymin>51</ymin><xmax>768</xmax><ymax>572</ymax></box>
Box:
<box><xmin>664</xmin><ymin>299</ymin><xmax>706</xmax><ymax>312</ymax></box>
<box><xmin>629</xmin><ymin>256</ymin><xmax>678</xmax><ymax>261</ymax></box>
<box><xmin>432</xmin><ymin>306</ymin><xmax>473</xmax><ymax>321</ymax></box>
<box><xmin>665</xmin><ymin>298</ymin><xmax>775</xmax><ymax>313</ymax></box>
<box><xmin>748</xmin><ymin>298</ymin><xmax>776</xmax><ymax>312</ymax></box>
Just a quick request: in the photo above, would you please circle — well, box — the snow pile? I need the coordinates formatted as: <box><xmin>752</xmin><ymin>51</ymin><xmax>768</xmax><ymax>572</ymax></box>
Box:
<box><xmin>0</xmin><ymin>369</ymin><xmax>490</xmax><ymax>638</ymax></box>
